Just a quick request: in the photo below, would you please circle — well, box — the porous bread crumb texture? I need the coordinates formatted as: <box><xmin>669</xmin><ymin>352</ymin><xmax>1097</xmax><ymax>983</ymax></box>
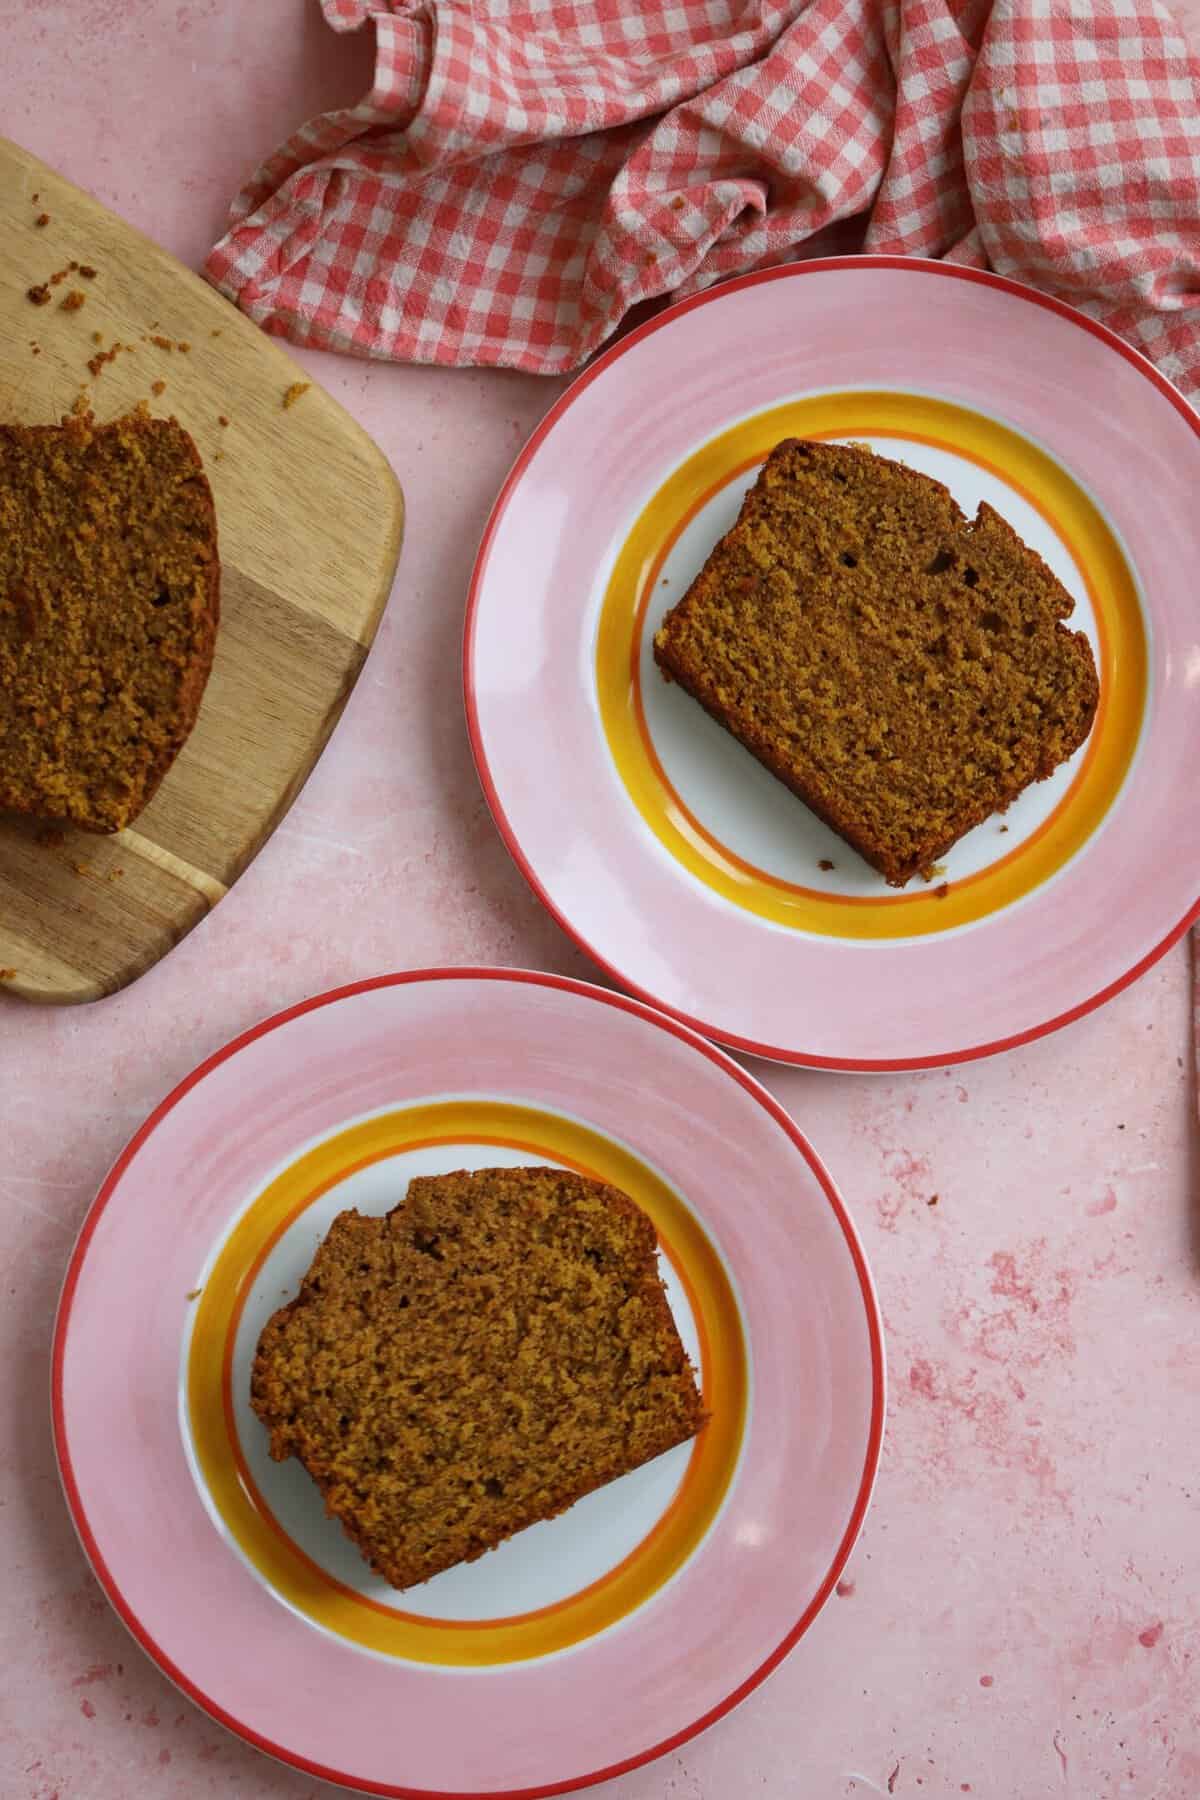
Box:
<box><xmin>0</xmin><ymin>413</ymin><xmax>220</xmax><ymax>833</ymax></box>
<box><xmin>654</xmin><ymin>438</ymin><xmax>1100</xmax><ymax>886</ymax></box>
<box><xmin>251</xmin><ymin>1165</ymin><xmax>707</xmax><ymax>1591</ymax></box>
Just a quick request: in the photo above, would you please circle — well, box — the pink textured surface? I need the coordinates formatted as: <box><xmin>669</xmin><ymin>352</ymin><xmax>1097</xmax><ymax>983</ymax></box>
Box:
<box><xmin>1</xmin><ymin>4</ymin><xmax>1199</xmax><ymax>1799</ymax></box>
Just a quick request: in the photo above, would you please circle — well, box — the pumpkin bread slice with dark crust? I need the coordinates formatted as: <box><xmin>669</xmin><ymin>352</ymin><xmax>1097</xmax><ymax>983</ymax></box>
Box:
<box><xmin>251</xmin><ymin>1165</ymin><xmax>707</xmax><ymax>1590</ymax></box>
<box><xmin>653</xmin><ymin>437</ymin><xmax>1099</xmax><ymax>886</ymax></box>
<box><xmin>0</xmin><ymin>410</ymin><xmax>219</xmax><ymax>833</ymax></box>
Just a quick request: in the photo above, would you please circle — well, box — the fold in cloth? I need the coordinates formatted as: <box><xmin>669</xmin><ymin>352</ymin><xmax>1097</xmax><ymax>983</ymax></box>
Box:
<box><xmin>205</xmin><ymin>0</ymin><xmax>1200</xmax><ymax>383</ymax></box>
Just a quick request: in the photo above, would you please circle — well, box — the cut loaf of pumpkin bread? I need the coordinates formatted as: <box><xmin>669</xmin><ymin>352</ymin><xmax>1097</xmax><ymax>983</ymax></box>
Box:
<box><xmin>251</xmin><ymin>1166</ymin><xmax>707</xmax><ymax>1590</ymax></box>
<box><xmin>653</xmin><ymin>438</ymin><xmax>1099</xmax><ymax>885</ymax></box>
<box><xmin>0</xmin><ymin>411</ymin><xmax>219</xmax><ymax>833</ymax></box>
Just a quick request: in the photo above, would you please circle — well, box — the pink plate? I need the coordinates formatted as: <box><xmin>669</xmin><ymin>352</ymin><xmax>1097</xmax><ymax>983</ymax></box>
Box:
<box><xmin>53</xmin><ymin>969</ymin><xmax>883</xmax><ymax>1799</ymax></box>
<box><xmin>465</xmin><ymin>258</ymin><xmax>1200</xmax><ymax>1069</ymax></box>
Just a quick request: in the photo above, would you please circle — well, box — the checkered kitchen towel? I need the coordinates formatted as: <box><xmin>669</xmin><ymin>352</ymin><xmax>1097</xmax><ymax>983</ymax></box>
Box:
<box><xmin>206</xmin><ymin>0</ymin><xmax>1200</xmax><ymax>381</ymax></box>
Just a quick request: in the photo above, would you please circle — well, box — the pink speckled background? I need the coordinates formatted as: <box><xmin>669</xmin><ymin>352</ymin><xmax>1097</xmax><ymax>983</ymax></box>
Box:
<box><xmin>2</xmin><ymin>5</ymin><xmax>1199</xmax><ymax>1798</ymax></box>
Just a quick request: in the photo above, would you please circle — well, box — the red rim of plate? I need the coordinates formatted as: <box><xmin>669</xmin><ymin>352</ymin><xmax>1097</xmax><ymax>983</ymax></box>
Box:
<box><xmin>463</xmin><ymin>256</ymin><xmax>1200</xmax><ymax>1072</ymax></box>
<box><xmin>51</xmin><ymin>966</ymin><xmax>886</xmax><ymax>1799</ymax></box>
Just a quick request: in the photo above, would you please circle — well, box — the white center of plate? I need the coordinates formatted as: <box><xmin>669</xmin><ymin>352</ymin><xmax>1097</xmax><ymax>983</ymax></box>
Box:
<box><xmin>218</xmin><ymin>1141</ymin><xmax>701</xmax><ymax>1626</ymax></box>
<box><xmin>639</xmin><ymin>434</ymin><xmax>1101</xmax><ymax>896</ymax></box>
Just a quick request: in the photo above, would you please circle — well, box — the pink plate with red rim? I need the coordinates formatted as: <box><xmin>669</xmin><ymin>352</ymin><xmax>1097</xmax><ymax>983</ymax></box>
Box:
<box><xmin>53</xmin><ymin>968</ymin><xmax>883</xmax><ymax>1799</ymax></box>
<box><xmin>465</xmin><ymin>258</ymin><xmax>1200</xmax><ymax>1070</ymax></box>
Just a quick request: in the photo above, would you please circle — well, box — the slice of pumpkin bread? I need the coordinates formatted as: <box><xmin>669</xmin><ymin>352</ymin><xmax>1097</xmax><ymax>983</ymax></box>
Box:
<box><xmin>0</xmin><ymin>411</ymin><xmax>219</xmax><ymax>833</ymax></box>
<box><xmin>653</xmin><ymin>438</ymin><xmax>1099</xmax><ymax>885</ymax></box>
<box><xmin>251</xmin><ymin>1166</ymin><xmax>706</xmax><ymax>1589</ymax></box>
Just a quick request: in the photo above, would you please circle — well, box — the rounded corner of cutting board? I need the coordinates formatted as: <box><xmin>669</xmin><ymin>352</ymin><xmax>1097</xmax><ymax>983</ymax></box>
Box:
<box><xmin>7</xmin><ymin>977</ymin><xmax>107</xmax><ymax>1007</ymax></box>
<box><xmin>0</xmin><ymin>958</ymin><xmax>111</xmax><ymax>1007</ymax></box>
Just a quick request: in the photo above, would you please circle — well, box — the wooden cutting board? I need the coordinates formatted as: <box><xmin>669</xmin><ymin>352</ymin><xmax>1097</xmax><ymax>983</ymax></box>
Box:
<box><xmin>0</xmin><ymin>140</ymin><xmax>404</xmax><ymax>1004</ymax></box>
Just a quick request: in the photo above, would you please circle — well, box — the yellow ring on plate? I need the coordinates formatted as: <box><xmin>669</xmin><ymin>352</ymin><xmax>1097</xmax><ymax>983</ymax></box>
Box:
<box><xmin>595</xmin><ymin>392</ymin><xmax>1147</xmax><ymax>939</ymax></box>
<box><xmin>187</xmin><ymin>1101</ymin><xmax>746</xmax><ymax>1667</ymax></box>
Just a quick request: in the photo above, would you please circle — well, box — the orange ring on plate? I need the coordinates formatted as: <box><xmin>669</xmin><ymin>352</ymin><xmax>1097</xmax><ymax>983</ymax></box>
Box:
<box><xmin>187</xmin><ymin>1100</ymin><xmax>747</xmax><ymax>1666</ymax></box>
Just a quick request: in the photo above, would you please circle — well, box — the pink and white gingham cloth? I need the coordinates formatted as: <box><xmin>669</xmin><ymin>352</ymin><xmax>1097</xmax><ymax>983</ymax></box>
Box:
<box><xmin>205</xmin><ymin>0</ymin><xmax>1200</xmax><ymax>381</ymax></box>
